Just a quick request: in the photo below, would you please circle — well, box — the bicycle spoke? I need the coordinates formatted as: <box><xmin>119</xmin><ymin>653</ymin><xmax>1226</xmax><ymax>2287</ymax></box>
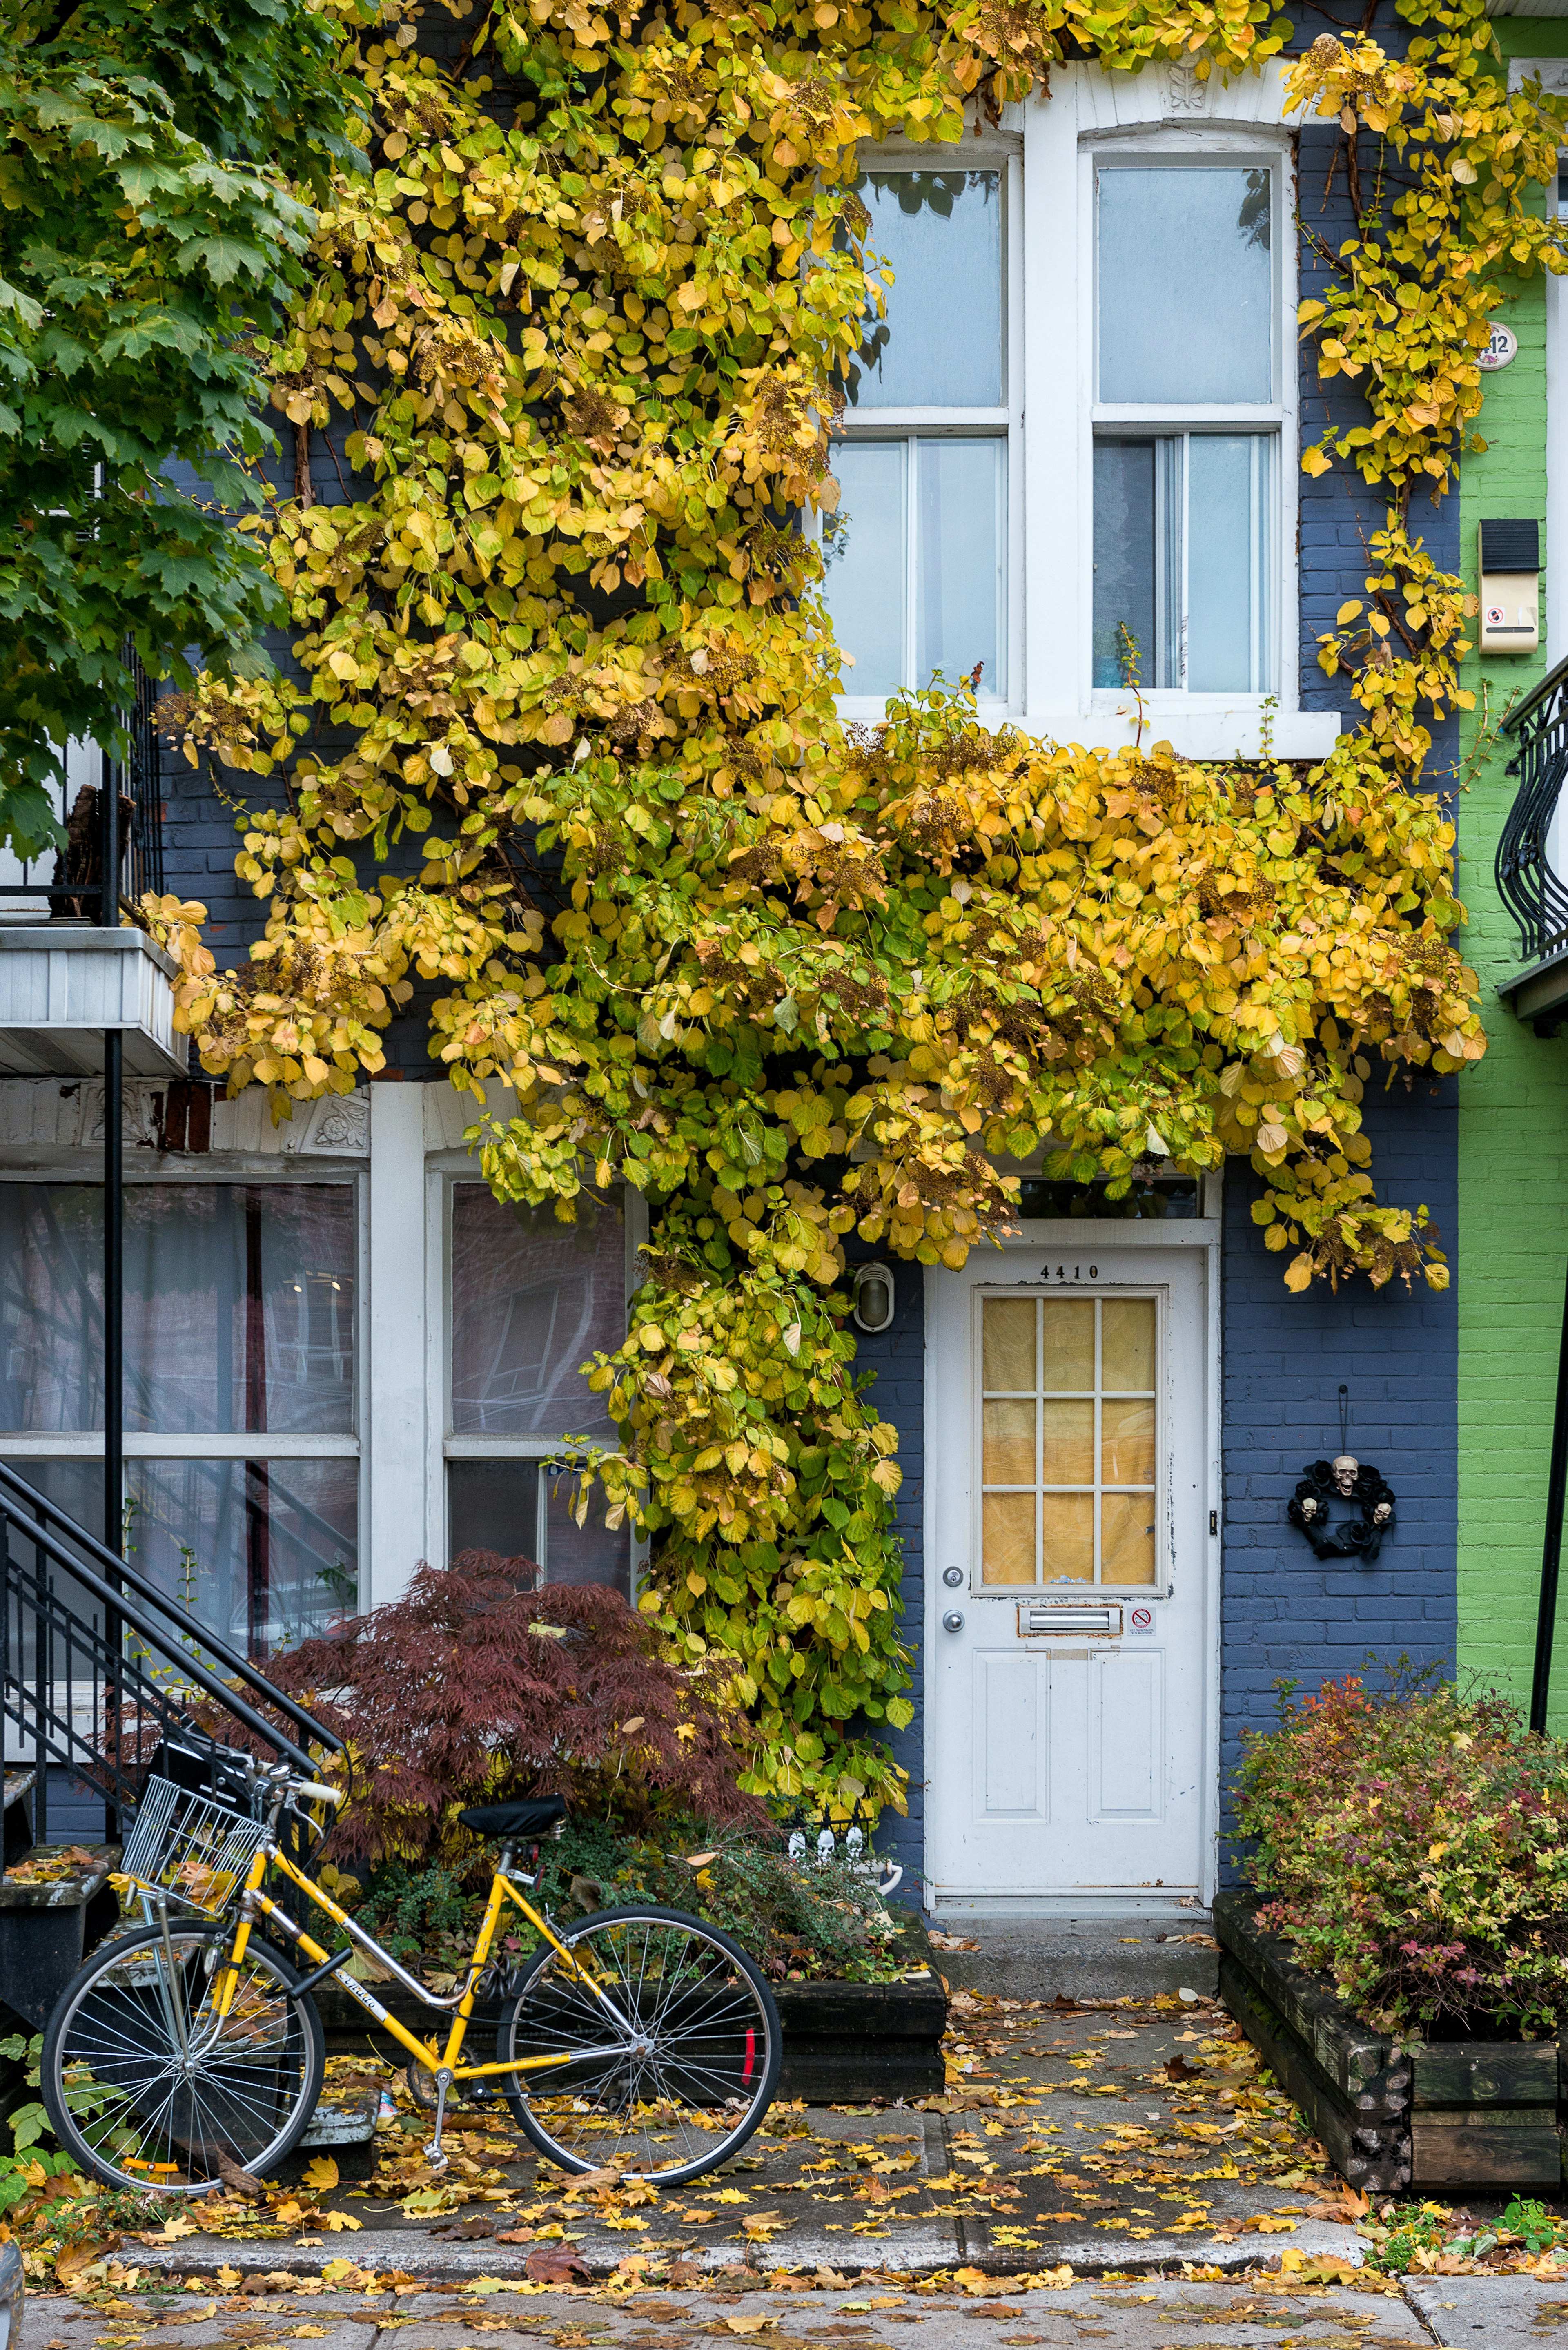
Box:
<box><xmin>46</xmin><ymin>1926</ymin><xmax>320</xmax><ymax>2194</ymax></box>
<box><xmin>500</xmin><ymin>1910</ymin><xmax>777</xmax><ymax>2183</ymax></box>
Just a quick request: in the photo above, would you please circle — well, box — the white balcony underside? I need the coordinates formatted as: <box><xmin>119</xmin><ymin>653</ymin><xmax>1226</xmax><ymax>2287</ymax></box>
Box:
<box><xmin>0</xmin><ymin>927</ymin><xmax>187</xmax><ymax>1080</ymax></box>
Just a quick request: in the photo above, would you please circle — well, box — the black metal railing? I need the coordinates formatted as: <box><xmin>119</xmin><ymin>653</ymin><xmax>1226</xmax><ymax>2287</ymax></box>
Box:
<box><xmin>1498</xmin><ymin>654</ymin><xmax>1568</xmax><ymax>963</ymax></box>
<box><xmin>0</xmin><ymin>1460</ymin><xmax>341</xmax><ymax>1865</ymax></box>
<box><xmin>0</xmin><ymin>645</ymin><xmax>165</xmax><ymax>920</ymax></box>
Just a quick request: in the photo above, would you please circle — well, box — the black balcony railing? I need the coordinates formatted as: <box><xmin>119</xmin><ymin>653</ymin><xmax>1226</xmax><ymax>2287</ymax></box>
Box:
<box><xmin>0</xmin><ymin>647</ymin><xmax>165</xmax><ymax>921</ymax></box>
<box><xmin>0</xmin><ymin>1458</ymin><xmax>341</xmax><ymax>1862</ymax></box>
<box><xmin>1498</xmin><ymin>654</ymin><xmax>1568</xmax><ymax>964</ymax></box>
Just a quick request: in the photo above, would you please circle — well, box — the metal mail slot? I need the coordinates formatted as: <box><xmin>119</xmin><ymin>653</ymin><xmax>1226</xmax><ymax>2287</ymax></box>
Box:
<box><xmin>1019</xmin><ymin>1602</ymin><xmax>1123</xmax><ymax>1639</ymax></box>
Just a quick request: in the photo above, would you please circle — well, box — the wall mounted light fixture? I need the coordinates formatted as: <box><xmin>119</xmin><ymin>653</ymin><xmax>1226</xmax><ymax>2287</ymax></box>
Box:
<box><xmin>851</xmin><ymin>1261</ymin><xmax>895</xmax><ymax>1335</ymax></box>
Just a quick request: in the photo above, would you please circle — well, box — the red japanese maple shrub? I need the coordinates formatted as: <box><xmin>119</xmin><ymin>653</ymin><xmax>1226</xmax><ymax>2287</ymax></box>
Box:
<box><xmin>258</xmin><ymin>1552</ymin><xmax>768</xmax><ymax>1866</ymax></box>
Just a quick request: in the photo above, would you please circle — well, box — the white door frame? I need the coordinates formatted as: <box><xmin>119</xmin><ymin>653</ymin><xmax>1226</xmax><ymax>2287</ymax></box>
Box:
<box><xmin>920</xmin><ymin>1206</ymin><xmax>1223</xmax><ymax>1912</ymax></box>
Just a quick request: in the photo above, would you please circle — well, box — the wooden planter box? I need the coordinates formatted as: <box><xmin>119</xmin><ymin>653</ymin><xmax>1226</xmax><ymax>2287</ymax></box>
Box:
<box><xmin>1216</xmin><ymin>1890</ymin><xmax>1566</xmax><ymax>2194</ymax></box>
<box><xmin>312</xmin><ymin>1919</ymin><xmax>947</xmax><ymax>2106</ymax></box>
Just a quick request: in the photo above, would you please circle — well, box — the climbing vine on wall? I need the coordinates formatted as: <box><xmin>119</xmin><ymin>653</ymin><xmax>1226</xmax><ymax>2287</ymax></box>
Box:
<box><xmin>140</xmin><ymin>0</ymin><xmax>1563</xmax><ymax>1815</ymax></box>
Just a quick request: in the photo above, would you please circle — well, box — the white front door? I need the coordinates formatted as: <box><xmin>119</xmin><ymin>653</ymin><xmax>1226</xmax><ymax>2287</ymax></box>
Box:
<box><xmin>925</xmin><ymin>1231</ymin><xmax>1216</xmax><ymax>1909</ymax></box>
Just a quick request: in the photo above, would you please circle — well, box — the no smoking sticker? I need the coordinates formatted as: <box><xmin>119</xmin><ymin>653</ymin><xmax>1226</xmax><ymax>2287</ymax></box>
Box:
<box><xmin>1129</xmin><ymin>1605</ymin><xmax>1155</xmax><ymax>1635</ymax></box>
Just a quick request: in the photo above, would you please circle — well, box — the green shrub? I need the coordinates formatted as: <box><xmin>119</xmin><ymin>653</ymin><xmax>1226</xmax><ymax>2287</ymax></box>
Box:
<box><xmin>340</xmin><ymin>1817</ymin><xmax>915</xmax><ymax>1985</ymax></box>
<box><xmin>1234</xmin><ymin>1668</ymin><xmax>1568</xmax><ymax>2036</ymax></box>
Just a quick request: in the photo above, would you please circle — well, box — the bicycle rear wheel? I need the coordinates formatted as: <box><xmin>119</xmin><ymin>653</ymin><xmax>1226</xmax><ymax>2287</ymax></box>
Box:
<box><xmin>496</xmin><ymin>1903</ymin><xmax>781</xmax><ymax>2183</ymax></box>
<box><xmin>41</xmin><ymin>1921</ymin><xmax>323</xmax><ymax>2193</ymax></box>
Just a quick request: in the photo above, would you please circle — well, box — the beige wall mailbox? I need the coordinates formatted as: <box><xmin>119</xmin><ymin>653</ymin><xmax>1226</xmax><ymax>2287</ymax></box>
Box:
<box><xmin>1479</xmin><ymin>518</ymin><xmax>1541</xmax><ymax>656</ymax></box>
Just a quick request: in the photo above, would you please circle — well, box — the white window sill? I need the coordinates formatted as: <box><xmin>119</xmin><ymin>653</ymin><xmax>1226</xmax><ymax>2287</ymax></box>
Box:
<box><xmin>834</xmin><ymin>697</ymin><xmax>1343</xmax><ymax>760</ymax></box>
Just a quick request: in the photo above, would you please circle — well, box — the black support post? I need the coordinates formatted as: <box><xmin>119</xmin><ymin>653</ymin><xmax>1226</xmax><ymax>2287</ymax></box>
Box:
<box><xmin>1530</xmin><ymin>1253</ymin><xmax>1568</xmax><ymax>1733</ymax></box>
<box><xmin>101</xmin><ymin>758</ymin><xmax>122</xmax><ymax>1837</ymax></box>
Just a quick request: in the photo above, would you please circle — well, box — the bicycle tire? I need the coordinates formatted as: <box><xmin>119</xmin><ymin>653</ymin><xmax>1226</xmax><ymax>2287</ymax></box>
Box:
<box><xmin>495</xmin><ymin>1902</ymin><xmax>782</xmax><ymax>2184</ymax></box>
<box><xmin>41</xmin><ymin>1920</ymin><xmax>324</xmax><ymax>2194</ymax></box>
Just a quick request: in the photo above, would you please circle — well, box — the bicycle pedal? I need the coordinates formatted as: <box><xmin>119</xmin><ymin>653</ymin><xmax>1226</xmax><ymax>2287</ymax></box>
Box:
<box><xmin>423</xmin><ymin>2142</ymin><xmax>449</xmax><ymax>2172</ymax></box>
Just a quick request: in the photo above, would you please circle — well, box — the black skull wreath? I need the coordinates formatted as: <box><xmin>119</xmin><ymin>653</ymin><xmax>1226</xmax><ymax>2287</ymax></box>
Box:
<box><xmin>1287</xmin><ymin>1450</ymin><xmax>1397</xmax><ymax>1564</ymax></box>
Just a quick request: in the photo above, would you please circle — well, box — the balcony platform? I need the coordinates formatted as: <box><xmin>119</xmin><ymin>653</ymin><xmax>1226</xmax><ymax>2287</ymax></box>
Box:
<box><xmin>0</xmin><ymin>924</ymin><xmax>187</xmax><ymax>1078</ymax></box>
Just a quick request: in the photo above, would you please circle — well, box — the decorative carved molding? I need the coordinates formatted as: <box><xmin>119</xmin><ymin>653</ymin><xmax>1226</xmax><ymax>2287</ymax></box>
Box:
<box><xmin>1167</xmin><ymin>58</ymin><xmax>1209</xmax><ymax>114</ymax></box>
<box><xmin>302</xmin><ymin>1091</ymin><xmax>370</xmax><ymax>1154</ymax></box>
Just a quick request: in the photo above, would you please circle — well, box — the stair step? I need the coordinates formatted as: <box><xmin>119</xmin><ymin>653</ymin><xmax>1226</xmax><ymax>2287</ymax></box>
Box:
<box><xmin>0</xmin><ymin>1842</ymin><xmax>118</xmax><ymax>1907</ymax></box>
<box><xmin>0</xmin><ymin>1844</ymin><xmax>123</xmax><ymax>2027</ymax></box>
<box><xmin>2</xmin><ymin>1768</ymin><xmax>36</xmax><ymax>1868</ymax></box>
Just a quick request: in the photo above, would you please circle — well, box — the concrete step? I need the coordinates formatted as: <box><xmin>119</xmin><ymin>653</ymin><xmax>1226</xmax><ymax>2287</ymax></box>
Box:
<box><xmin>2</xmin><ymin>1766</ymin><xmax>35</xmax><ymax>1867</ymax></box>
<box><xmin>0</xmin><ymin>1841</ymin><xmax>122</xmax><ymax>2025</ymax></box>
<box><xmin>926</xmin><ymin>1912</ymin><xmax>1220</xmax><ymax>2000</ymax></box>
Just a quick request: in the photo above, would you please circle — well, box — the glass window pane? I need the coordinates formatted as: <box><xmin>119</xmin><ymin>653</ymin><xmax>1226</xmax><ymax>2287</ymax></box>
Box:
<box><xmin>1093</xmin><ymin>440</ymin><xmax>1154</xmax><ymax>690</ymax></box>
<box><xmin>542</xmin><ymin>1469</ymin><xmax>631</xmax><ymax>1598</ymax></box>
<box><xmin>0</xmin><ymin>1184</ymin><xmax>356</xmax><ymax>1436</ymax></box>
<box><xmin>983</xmin><ymin>1490</ymin><xmax>1036</xmax><ymax>1585</ymax></box>
<box><xmin>915</xmin><ymin>438</ymin><xmax>1004</xmax><ymax>698</ymax></box>
<box><xmin>983</xmin><ymin>1397</ymin><xmax>1035</xmax><ymax>1483</ymax></box>
<box><xmin>1041</xmin><ymin>1491</ymin><xmax>1094</xmax><ymax>1583</ymax></box>
<box><xmin>1041</xmin><ymin>1298</ymin><xmax>1095</xmax><ymax>1391</ymax></box>
<box><xmin>128</xmin><ymin>1456</ymin><xmax>358</xmax><ymax>1657</ymax></box>
<box><xmin>1102</xmin><ymin>1396</ymin><xmax>1155</xmax><ymax>1486</ymax></box>
<box><xmin>1042</xmin><ymin>1397</ymin><xmax>1094</xmax><ymax>1485</ymax></box>
<box><xmin>822</xmin><ymin>440</ymin><xmax>906</xmax><ymax>699</ymax></box>
<box><xmin>1101</xmin><ymin>1490</ymin><xmax>1156</xmax><ymax>1585</ymax></box>
<box><xmin>1102</xmin><ymin>1297</ymin><xmax>1156</xmax><ymax>1391</ymax></box>
<box><xmin>983</xmin><ymin>1297</ymin><xmax>1035</xmax><ymax>1391</ymax></box>
<box><xmin>849</xmin><ymin>171</ymin><xmax>1002</xmax><ymax>408</ymax></box>
<box><xmin>450</xmin><ymin>1187</ymin><xmax>624</xmax><ymax>1438</ymax></box>
<box><xmin>449</xmin><ymin>1457</ymin><xmax>541</xmax><ymax>1574</ymax></box>
<box><xmin>1098</xmin><ymin>167</ymin><xmax>1272</xmax><ymax>402</ymax></box>
<box><xmin>1188</xmin><ymin>434</ymin><xmax>1271</xmax><ymax>693</ymax></box>
<box><xmin>448</xmin><ymin>1458</ymin><xmax>632</xmax><ymax>1596</ymax></box>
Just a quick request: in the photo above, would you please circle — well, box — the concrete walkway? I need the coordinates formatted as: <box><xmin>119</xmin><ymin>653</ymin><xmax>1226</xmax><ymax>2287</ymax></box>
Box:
<box><xmin>20</xmin><ymin>1985</ymin><xmax>1568</xmax><ymax>2343</ymax></box>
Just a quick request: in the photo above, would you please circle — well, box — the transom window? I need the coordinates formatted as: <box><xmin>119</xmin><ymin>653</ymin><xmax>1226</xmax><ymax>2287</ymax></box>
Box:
<box><xmin>980</xmin><ymin>1293</ymin><xmax>1158</xmax><ymax>1587</ymax></box>
<box><xmin>822</xmin><ymin>166</ymin><xmax>1012</xmax><ymax>705</ymax></box>
<box><xmin>1093</xmin><ymin>162</ymin><xmax>1280</xmax><ymax>696</ymax></box>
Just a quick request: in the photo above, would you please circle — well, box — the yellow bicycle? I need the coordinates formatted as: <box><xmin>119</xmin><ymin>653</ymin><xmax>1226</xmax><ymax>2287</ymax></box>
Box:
<box><xmin>40</xmin><ymin>1755</ymin><xmax>781</xmax><ymax>2191</ymax></box>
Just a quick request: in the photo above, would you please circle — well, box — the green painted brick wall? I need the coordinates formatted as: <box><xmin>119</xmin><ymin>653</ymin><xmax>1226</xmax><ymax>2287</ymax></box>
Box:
<box><xmin>1457</xmin><ymin>23</ymin><xmax>1568</xmax><ymax>1720</ymax></box>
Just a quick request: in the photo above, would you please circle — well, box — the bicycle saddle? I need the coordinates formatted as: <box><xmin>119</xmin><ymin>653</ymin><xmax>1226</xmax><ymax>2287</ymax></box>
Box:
<box><xmin>457</xmin><ymin>1794</ymin><xmax>568</xmax><ymax>1838</ymax></box>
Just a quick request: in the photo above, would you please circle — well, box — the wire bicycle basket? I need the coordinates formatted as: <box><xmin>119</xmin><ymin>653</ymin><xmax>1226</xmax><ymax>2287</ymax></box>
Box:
<box><xmin>118</xmin><ymin>1774</ymin><xmax>269</xmax><ymax>1917</ymax></box>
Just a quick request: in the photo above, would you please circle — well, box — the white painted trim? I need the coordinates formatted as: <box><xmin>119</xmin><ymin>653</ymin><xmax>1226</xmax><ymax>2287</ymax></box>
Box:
<box><xmin>0</xmin><ymin>1432</ymin><xmax>359</xmax><ymax>1457</ymax></box>
<box><xmin>366</xmin><ymin>1084</ymin><xmax>429</xmax><ymax>1608</ymax></box>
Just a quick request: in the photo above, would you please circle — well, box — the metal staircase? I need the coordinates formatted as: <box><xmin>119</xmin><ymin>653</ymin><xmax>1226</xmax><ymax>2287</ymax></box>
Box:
<box><xmin>0</xmin><ymin>1460</ymin><xmax>341</xmax><ymax>2027</ymax></box>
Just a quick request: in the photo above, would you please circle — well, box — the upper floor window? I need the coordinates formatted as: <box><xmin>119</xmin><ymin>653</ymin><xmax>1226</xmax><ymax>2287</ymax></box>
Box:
<box><xmin>1092</xmin><ymin>162</ymin><xmax>1279</xmax><ymax>696</ymax></box>
<box><xmin>822</xmin><ymin>166</ymin><xmax>1014</xmax><ymax>707</ymax></box>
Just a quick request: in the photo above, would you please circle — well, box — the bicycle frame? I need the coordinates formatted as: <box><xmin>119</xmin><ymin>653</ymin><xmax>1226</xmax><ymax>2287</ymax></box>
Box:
<box><xmin>217</xmin><ymin>1837</ymin><xmax>632</xmax><ymax>2088</ymax></box>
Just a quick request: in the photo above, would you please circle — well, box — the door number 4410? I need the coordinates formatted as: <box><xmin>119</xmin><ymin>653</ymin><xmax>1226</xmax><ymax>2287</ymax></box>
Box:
<box><xmin>1041</xmin><ymin>1264</ymin><xmax>1098</xmax><ymax>1281</ymax></box>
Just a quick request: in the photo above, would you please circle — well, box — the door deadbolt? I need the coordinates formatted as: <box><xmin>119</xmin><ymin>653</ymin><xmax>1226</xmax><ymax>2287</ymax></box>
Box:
<box><xmin>942</xmin><ymin>1610</ymin><xmax>965</xmax><ymax>1633</ymax></box>
<box><xmin>942</xmin><ymin>1566</ymin><xmax>963</xmax><ymax>1587</ymax></box>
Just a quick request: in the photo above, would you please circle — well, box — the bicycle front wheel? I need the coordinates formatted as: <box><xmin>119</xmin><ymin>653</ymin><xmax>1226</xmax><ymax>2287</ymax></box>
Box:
<box><xmin>496</xmin><ymin>1903</ymin><xmax>781</xmax><ymax>2183</ymax></box>
<box><xmin>41</xmin><ymin>1921</ymin><xmax>324</xmax><ymax>2193</ymax></box>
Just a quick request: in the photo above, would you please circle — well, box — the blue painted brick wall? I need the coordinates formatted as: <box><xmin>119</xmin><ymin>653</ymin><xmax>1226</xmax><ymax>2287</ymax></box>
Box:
<box><xmin>1222</xmin><ymin>0</ymin><xmax>1460</xmax><ymax>1882</ymax></box>
<box><xmin>1220</xmin><ymin>1081</ymin><xmax>1460</xmax><ymax>1883</ymax></box>
<box><xmin>843</xmin><ymin>1261</ymin><xmax>927</xmax><ymax>1895</ymax></box>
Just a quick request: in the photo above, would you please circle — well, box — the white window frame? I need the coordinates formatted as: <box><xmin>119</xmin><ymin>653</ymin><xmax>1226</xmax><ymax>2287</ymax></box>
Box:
<box><xmin>824</xmin><ymin>64</ymin><xmax>1342</xmax><ymax>760</ymax></box>
<box><xmin>828</xmin><ymin>135</ymin><xmax>1025</xmax><ymax>727</ymax></box>
<box><xmin>1026</xmin><ymin>67</ymin><xmax>1331</xmax><ymax>754</ymax></box>
<box><xmin>0</xmin><ymin>1167</ymin><xmax>367</xmax><ymax>1645</ymax></box>
<box><xmin>430</xmin><ymin>1162</ymin><xmax>646</xmax><ymax>1591</ymax></box>
<box><xmin>1088</xmin><ymin>147</ymin><xmax>1284</xmax><ymax>699</ymax></box>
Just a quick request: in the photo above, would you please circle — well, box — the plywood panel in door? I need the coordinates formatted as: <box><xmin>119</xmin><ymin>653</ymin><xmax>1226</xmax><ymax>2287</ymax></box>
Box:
<box><xmin>1089</xmin><ymin>1648</ymin><xmax>1164</xmax><ymax>1819</ymax></box>
<box><xmin>973</xmin><ymin>1648</ymin><xmax>1048</xmax><ymax>1817</ymax></box>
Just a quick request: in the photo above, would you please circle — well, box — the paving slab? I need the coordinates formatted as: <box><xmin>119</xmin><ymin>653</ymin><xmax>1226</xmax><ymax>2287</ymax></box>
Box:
<box><xmin>18</xmin><ymin>2292</ymin><xmax>380</xmax><ymax>2350</ymax></box>
<box><xmin>1404</xmin><ymin>2274</ymin><xmax>1568</xmax><ymax>2342</ymax></box>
